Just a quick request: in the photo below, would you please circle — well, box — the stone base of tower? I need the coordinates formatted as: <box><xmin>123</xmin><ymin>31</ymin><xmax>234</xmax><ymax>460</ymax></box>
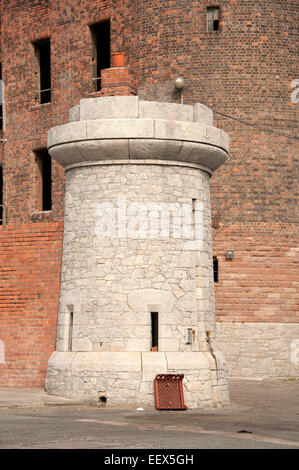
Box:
<box><xmin>45</xmin><ymin>351</ymin><xmax>229</xmax><ymax>408</ymax></box>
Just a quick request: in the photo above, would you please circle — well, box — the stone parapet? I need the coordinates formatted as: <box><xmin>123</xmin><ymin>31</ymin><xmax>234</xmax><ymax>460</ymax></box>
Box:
<box><xmin>48</xmin><ymin>96</ymin><xmax>228</xmax><ymax>173</ymax></box>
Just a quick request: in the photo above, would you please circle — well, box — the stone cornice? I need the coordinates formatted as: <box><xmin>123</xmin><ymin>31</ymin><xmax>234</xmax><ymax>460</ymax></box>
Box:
<box><xmin>48</xmin><ymin>97</ymin><xmax>229</xmax><ymax>173</ymax></box>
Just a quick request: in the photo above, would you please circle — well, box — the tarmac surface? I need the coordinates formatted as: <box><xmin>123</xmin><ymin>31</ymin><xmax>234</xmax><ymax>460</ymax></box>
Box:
<box><xmin>0</xmin><ymin>378</ymin><xmax>298</xmax><ymax>449</ymax></box>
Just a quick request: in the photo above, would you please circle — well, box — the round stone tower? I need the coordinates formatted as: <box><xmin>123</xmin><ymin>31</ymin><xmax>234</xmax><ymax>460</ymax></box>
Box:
<box><xmin>45</xmin><ymin>96</ymin><xmax>229</xmax><ymax>408</ymax></box>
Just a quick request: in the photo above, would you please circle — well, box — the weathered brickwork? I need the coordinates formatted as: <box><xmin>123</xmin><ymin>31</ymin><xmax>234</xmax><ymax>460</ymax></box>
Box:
<box><xmin>0</xmin><ymin>223</ymin><xmax>63</xmax><ymax>386</ymax></box>
<box><xmin>213</xmin><ymin>225</ymin><xmax>299</xmax><ymax>324</ymax></box>
<box><xmin>0</xmin><ymin>0</ymin><xmax>298</xmax><ymax>385</ymax></box>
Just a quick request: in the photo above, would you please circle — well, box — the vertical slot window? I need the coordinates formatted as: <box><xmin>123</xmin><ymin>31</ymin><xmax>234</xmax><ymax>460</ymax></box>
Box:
<box><xmin>35</xmin><ymin>149</ymin><xmax>52</xmax><ymax>212</ymax></box>
<box><xmin>207</xmin><ymin>7</ymin><xmax>220</xmax><ymax>32</ymax></box>
<box><xmin>35</xmin><ymin>39</ymin><xmax>51</xmax><ymax>103</ymax></box>
<box><xmin>192</xmin><ymin>198</ymin><xmax>196</xmax><ymax>226</ymax></box>
<box><xmin>67</xmin><ymin>306</ymin><xmax>74</xmax><ymax>352</ymax></box>
<box><xmin>213</xmin><ymin>256</ymin><xmax>219</xmax><ymax>283</ymax></box>
<box><xmin>0</xmin><ymin>166</ymin><xmax>3</xmax><ymax>225</ymax></box>
<box><xmin>151</xmin><ymin>312</ymin><xmax>159</xmax><ymax>351</ymax></box>
<box><xmin>90</xmin><ymin>20</ymin><xmax>111</xmax><ymax>91</ymax></box>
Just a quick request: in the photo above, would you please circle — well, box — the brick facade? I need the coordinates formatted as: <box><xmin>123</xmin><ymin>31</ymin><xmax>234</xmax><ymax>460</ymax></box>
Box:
<box><xmin>0</xmin><ymin>0</ymin><xmax>298</xmax><ymax>385</ymax></box>
<box><xmin>0</xmin><ymin>223</ymin><xmax>63</xmax><ymax>386</ymax></box>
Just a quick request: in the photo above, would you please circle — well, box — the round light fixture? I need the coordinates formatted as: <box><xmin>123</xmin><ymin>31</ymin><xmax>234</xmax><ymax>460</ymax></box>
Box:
<box><xmin>174</xmin><ymin>77</ymin><xmax>184</xmax><ymax>90</ymax></box>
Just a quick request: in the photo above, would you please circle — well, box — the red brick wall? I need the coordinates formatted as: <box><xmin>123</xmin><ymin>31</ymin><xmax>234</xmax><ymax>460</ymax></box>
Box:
<box><xmin>0</xmin><ymin>0</ymin><xmax>297</xmax><ymax>385</ymax></box>
<box><xmin>2</xmin><ymin>0</ymin><xmax>297</xmax><ymax>225</ymax></box>
<box><xmin>213</xmin><ymin>224</ymin><xmax>299</xmax><ymax>324</ymax></box>
<box><xmin>0</xmin><ymin>223</ymin><xmax>63</xmax><ymax>386</ymax></box>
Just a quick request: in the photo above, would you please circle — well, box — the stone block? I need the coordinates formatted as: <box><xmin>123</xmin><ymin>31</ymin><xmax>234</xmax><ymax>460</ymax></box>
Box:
<box><xmin>128</xmin><ymin>289</ymin><xmax>176</xmax><ymax>313</ymax></box>
<box><xmin>80</xmin><ymin>96</ymin><xmax>139</xmax><ymax>121</ymax></box>
<box><xmin>166</xmin><ymin>352</ymin><xmax>210</xmax><ymax>370</ymax></box>
<box><xmin>76</xmin><ymin>139</ymin><xmax>129</xmax><ymax>161</ymax></box>
<box><xmin>92</xmin><ymin>352</ymin><xmax>141</xmax><ymax>372</ymax></box>
<box><xmin>154</xmin><ymin>119</ymin><xmax>207</xmax><ymax>143</ymax></box>
<box><xmin>159</xmin><ymin>338</ymin><xmax>179</xmax><ymax>351</ymax></box>
<box><xmin>72</xmin><ymin>337</ymin><xmax>93</xmax><ymax>352</ymax></box>
<box><xmin>141</xmin><ymin>352</ymin><xmax>168</xmax><ymax>381</ymax></box>
<box><xmin>193</xmin><ymin>103</ymin><xmax>213</xmax><ymax>125</ymax></box>
<box><xmin>206</xmin><ymin>126</ymin><xmax>229</xmax><ymax>153</ymax></box>
<box><xmin>69</xmin><ymin>106</ymin><xmax>80</xmax><ymax>122</ymax></box>
<box><xmin>139</xmin><ymin>101</ymin><xmax>193</xmax><ymax>122</ymax></box>
<box><xmin>124</xmin><ymin>338</ymin><xmax>148</xmax><ymax>352</ymax></box>
<box><xmin>180</xmin><ymin>252</ymin><xmax>195</xmax><ymax>268</ymax></box>
<box><xmin>179</xmin><ymin>141</ymin><xmax>227</xmax><ymax>171</ymax></box>
<box><xmin>129</xmin><ymin>139</ymin><xmax>182</xmax><ymax>160</ymax></box>
<box><xmin>49</xmin><ymin>142</ymin><xmax>84</xmax><ymax>167</ymax></box>
<box><xmin>48</xmin><ymin>122</ymin><xmax>87</xmax><ymax>148</ymax></box>
<box><xmin>86</xmin><ymin>119</ymin><xmax>154</xmax><ymax>140</ymax></box>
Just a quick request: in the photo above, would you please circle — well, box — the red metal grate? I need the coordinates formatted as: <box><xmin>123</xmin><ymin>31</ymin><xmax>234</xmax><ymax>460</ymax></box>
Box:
<box><xmin>154</xmin><ymin>374</ymin><xmax>187</xmax><ymax>410</ymax></box>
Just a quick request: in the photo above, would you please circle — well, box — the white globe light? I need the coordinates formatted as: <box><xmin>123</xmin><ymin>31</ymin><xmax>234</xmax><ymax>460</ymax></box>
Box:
<box><xmin>174</xmin><ymin>77</ymin><xmax>184</xmax><ymax>89</ymax></box>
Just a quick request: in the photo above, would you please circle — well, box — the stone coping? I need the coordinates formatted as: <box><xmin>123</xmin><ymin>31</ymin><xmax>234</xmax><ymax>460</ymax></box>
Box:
<box><xmin>69</xmin><ymin>96</ymin><xmax>214</xmax><ymax>125</ymax></box>
<box><xmin>48</xmin><ymin>97</ymin><xmax>229</xmax><ymax>172</ymax></box>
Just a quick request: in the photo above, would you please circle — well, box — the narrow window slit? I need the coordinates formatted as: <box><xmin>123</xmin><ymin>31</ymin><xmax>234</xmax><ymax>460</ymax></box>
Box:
<box><xmin>213</xmin><ymin>256</ymin><xmax>219</xmax><ymax>283</ymax></box>
<box><xmin>35</xmin><ymin>149</ymin><xmax>52</xmax><ymax>212</ymax></box>
<box><xmin>192</xmin><ymin>198</ymin><xmax>196</xmax><ymax>226</ymax></box>
<box><xmin>151</xmin><ymin>312</ymin><xmax>159</xmax><ymax>351</ymax></box>
<box><xmin>67</xmin><ymin>306</ymin><xmax>74</xmax><ymax>352</ymax></box>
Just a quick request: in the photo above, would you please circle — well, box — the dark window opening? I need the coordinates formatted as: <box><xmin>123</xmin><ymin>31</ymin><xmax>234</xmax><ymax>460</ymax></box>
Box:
<box><xmin>0</xmin><ymin>166</ymin><xmax>3</xmax><ymax>225</ymax></box>
<box><xmin>68</xmin><ymin>309</ymin><xmax>73</xmax><ymax>352</ymax></box>
<box><xmin>207</xmin><ymin>7</ymin><xmax>220</xmax><ymax>32</ymax></box>
<box><xmin>213</xmin><ymin>257</ymin><xmax>219</xmax><ymax>283</ymax></box>
<box><xmin>192</xmin><ymin>198</ymin><xmax>196</xmax><ymax>225</ymax></box>
<box><xmin>151</xmin><ymin>312</ymin><xmax>159</xmax><ymax>351</ymax></box>
<box><xmin>35</xmin><ymin>149</ymin><xmax>52</xmax><ymax>211</ymax></box>
<box><xmin>90</xmin><ymin>20</ymin><xmax>111</xmax><ymax>91</ymax></box>
<box><xmin>35</xmin><ymin>39</ymin><xmax>51</xmax><ymax>103</ymax></box>
<box><xmin>0</xmin><ymin>63</ymin><xmax>3</xmax><ymax>131</ymax></box>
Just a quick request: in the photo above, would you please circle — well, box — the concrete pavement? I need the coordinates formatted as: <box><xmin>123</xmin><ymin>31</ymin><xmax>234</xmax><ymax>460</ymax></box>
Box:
<box><xmin>0</xmin><ymin>378</ymin><xmax>298</xmax><ymax>449</ymax></box>
<box><xmin>0</xmin><ymin>387</ymin><xmax>89</xmax><ymax>409</ymax></box>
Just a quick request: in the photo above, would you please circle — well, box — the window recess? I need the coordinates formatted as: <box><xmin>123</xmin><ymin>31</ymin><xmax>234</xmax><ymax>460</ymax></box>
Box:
<box><xmin>207</xmin><ymin>7</ymin><xmax>220</xmax><ymax>32</ymax></box>
<box><xmin>34</xmin><ymin>149</ymin><xmax>52</xmax><ymax>212</ymax></box>
<box><xmin>90</xmin><ymin>20</ymin><xmax>111</xmax><ymax>91</ymax></box>
<box><xmin>151</xmin><ymin>312</ymin><xmax>159</xmax><ymax>351</ymax></box>
<box><xmin>213</xmin><ymin>256</ymin><xmax>219</xmax><ymax>283</ymax></box>
<box><xmin>34</xmin><ymin>39</ymin><xmax>51</xmax><ymax>103</ymax></box>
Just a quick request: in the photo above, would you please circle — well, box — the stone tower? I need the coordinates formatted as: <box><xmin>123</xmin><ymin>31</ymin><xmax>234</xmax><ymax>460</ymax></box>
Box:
<box><xmin>45</xmin><ymin>95</ymin><xmax>229</xmax><ymax>408</ymax></box>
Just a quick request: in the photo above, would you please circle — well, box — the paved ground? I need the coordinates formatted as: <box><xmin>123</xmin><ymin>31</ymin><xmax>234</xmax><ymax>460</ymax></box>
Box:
<box><xmin>0</xmin><ymin>387</ymin><xmax>87</xmax><ymax>408</ymax></box>
<box><xmin>0</xmin><ymin>379</ymin><xmax>298</xmax><ymax>449</ymax></box>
